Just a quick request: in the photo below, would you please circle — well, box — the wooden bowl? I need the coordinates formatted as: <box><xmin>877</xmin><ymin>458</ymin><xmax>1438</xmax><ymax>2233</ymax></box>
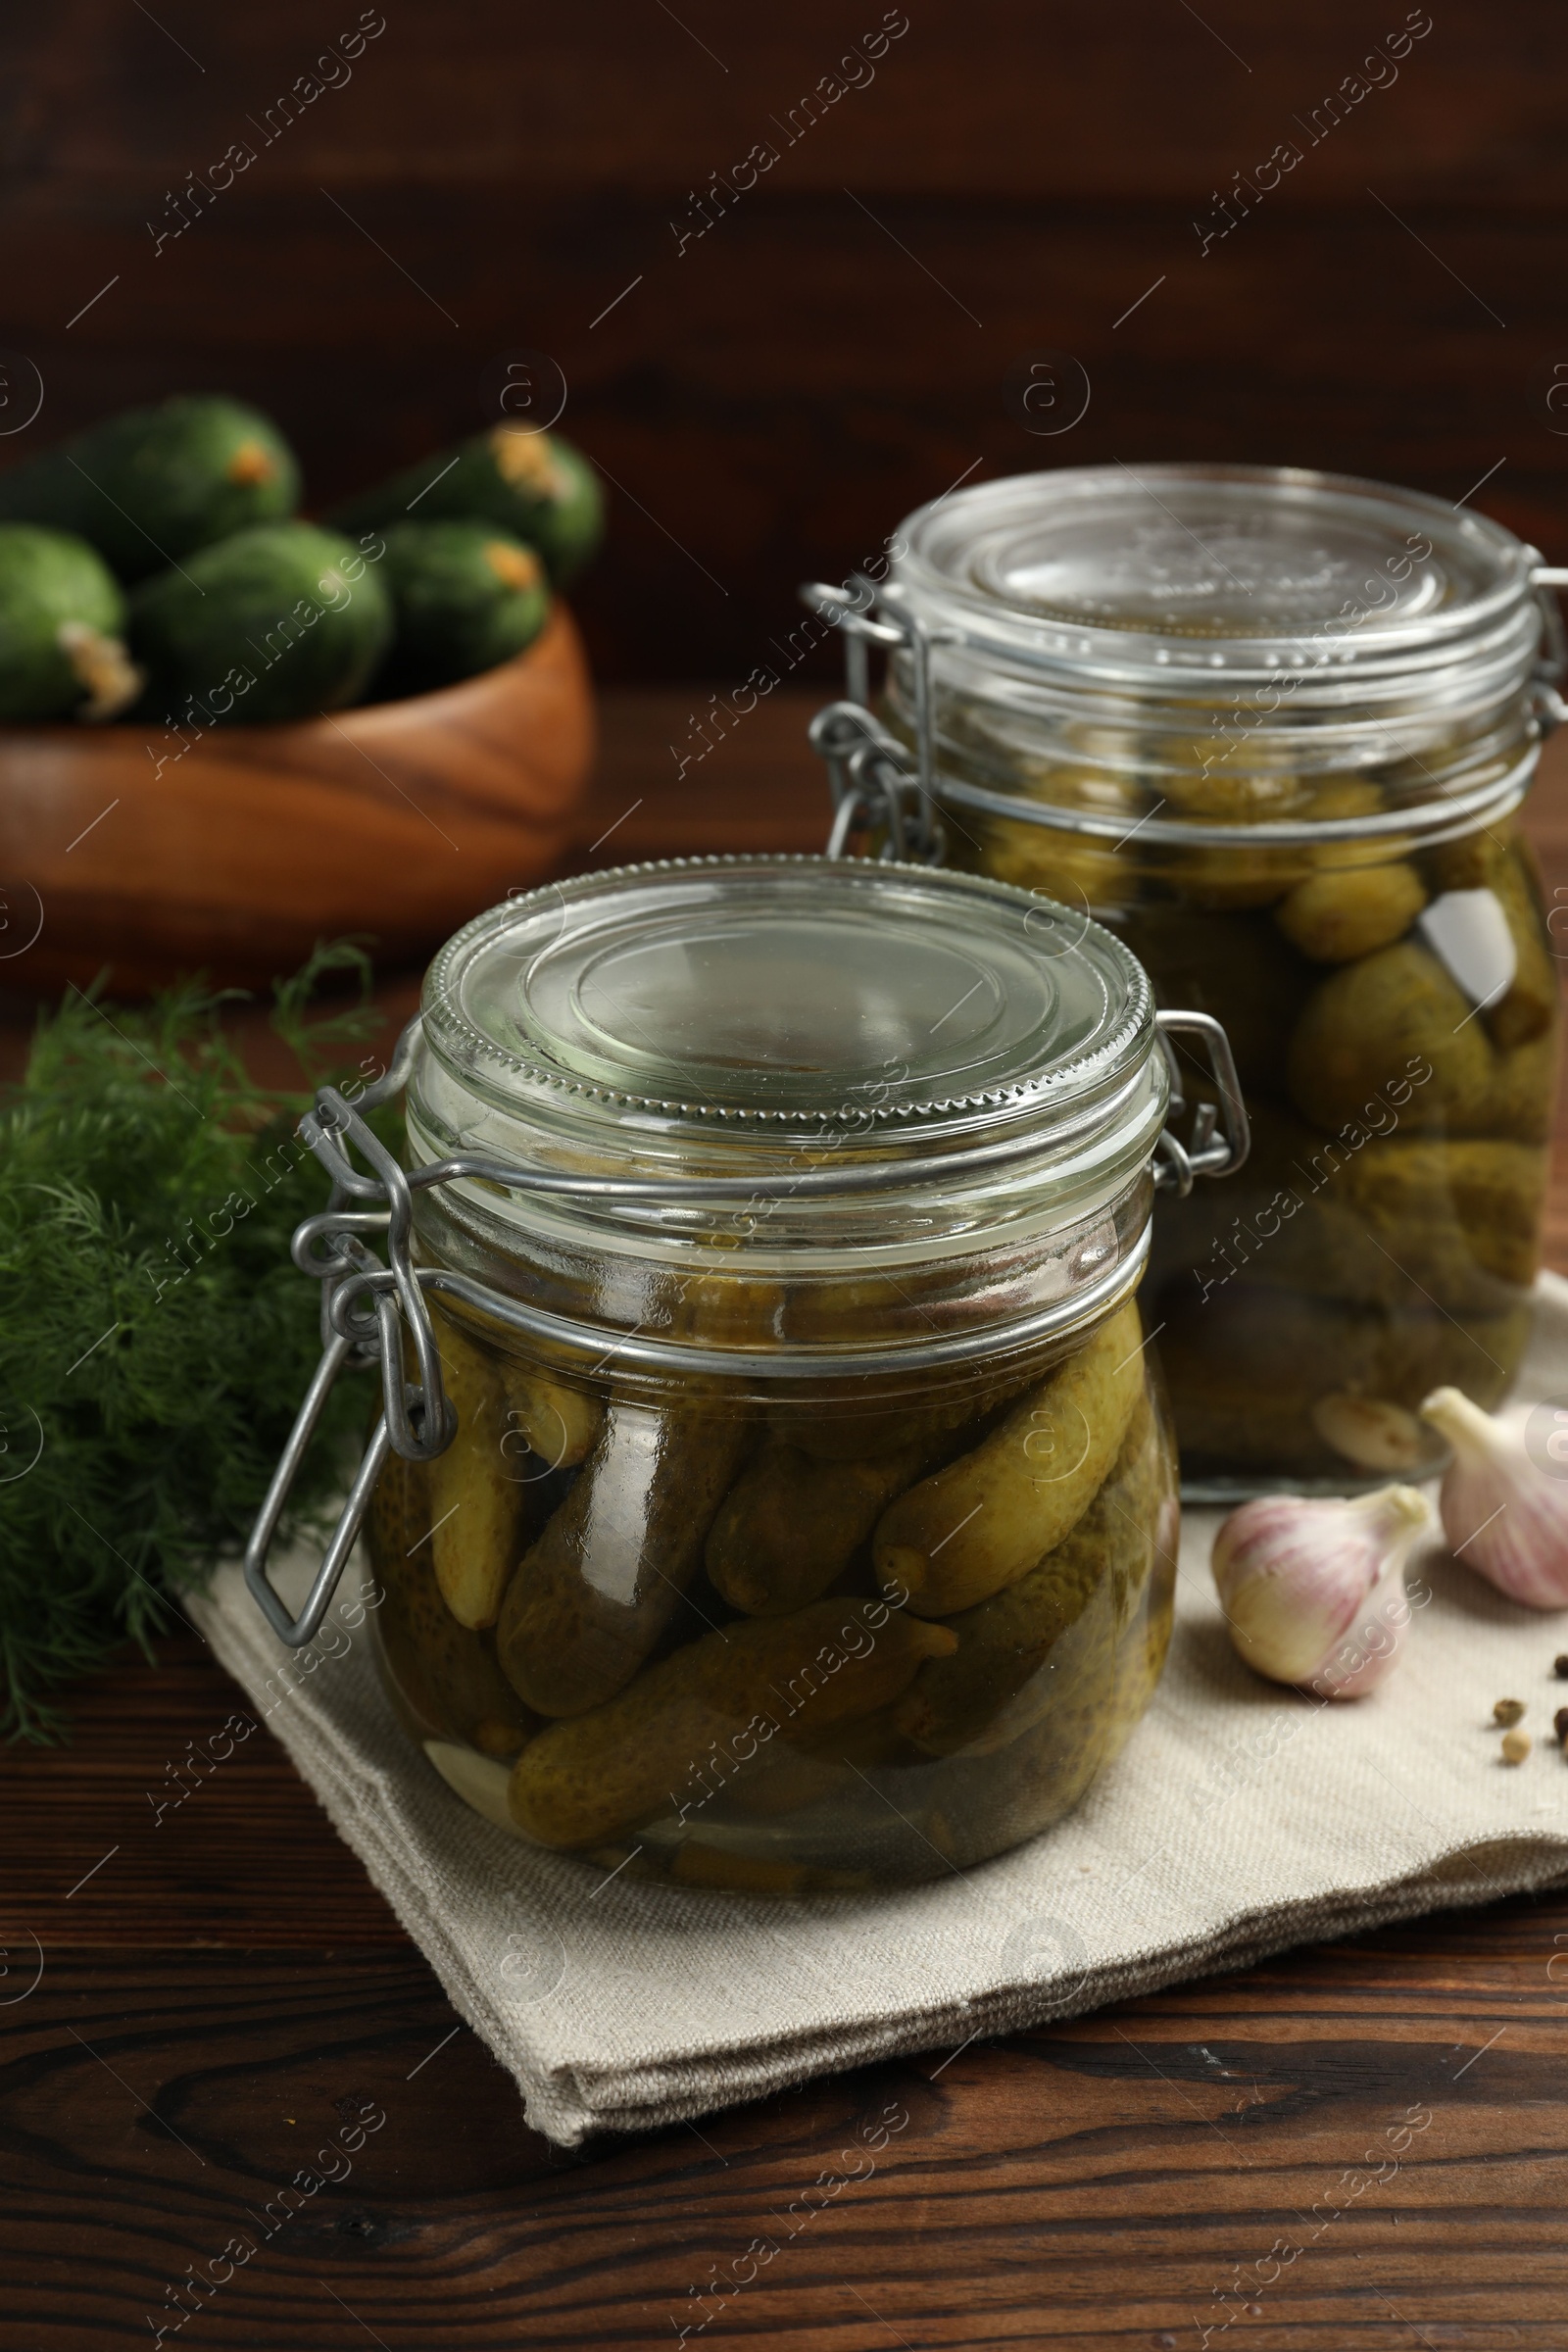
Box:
<box><xmin>0</xmin><ymin>605</ymin><xmax>596</xmax><ymax>993</ymax></box>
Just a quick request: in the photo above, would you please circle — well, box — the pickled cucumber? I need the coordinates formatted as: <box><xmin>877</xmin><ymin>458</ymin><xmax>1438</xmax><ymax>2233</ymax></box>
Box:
<box><xmin>498</xmin><ymin>1359</ymin><xmax>603</xmax><ymax>1468</ymax></box>
<box><xmin>1274</xmin><ymin>861</ymin><xmax>1427</xmax><ymax>962</ymax></box>
<box><xmin>496</xmin><ymin>1404</ymin><xmax>750</xmax><ymax>1717</ymax></box>
<box><xmin>1489</xmin><ymin>1027</ymin><xmax>1557</xmax><ymax>1144</ymax></box>
<box><xmin>1423</xmin><ymin>819</ymin><xmax>1516</xmax><ymax>894</ymax></box>
<box><xmin>893</xmin><ymin>1393</ymin><xmax>1165</xmax><ymax>1755</ymax></box>
<box><xmin>669</xmin><ymin>1266</ymin><xmax>790</xmax><ymax>1349</ymax></box>
<box><xmin>1163</xmin><ymin>1110</ymin><xmax>1544</xmax><ymax>1318</ymax></box>
<box><xmin>929</xmin><ymin>1540</ymin><xmax>1173</xmax><ymax>1869</ymax></box>
<box><xmin>960</xmin><ymin>816</ymin><xmax>1139</xmax><ymax>915</ymax></box>
<box><xmin>1289</xmin><ymin>934</ymin><xmax>1557</xmax><ymax>1146</ymax></box>
<box><xmin>1304</xmin><ymin>777</ymin><xmax>1387</xmax><ymax>825</ymax></box>
<box><xmin>873</xmin><ymin>1298</ymin><xmax>1144</xmax><ymax>1614</ymax></box>
<box><xmin>1339</xmin><ymin>1137</ymin><xmax>1545</xmax><ymax>1292</ymax></box>
<box><xmin>507</xmin><ymin>1595</ymin><xmax>956</xmax><ymax>1849</ymax></box>
<box><xmin>1481</xmin><ymin>845</ymin><xmax>1557</xmax><ymax>1051</ymax></box>
<box><xmin>1156</xmin><ymin>760</ymin><xmax>1301</xmax><ymax>825</ymax></box>
<box><xmin>368</xmin><ymin>1447</ymin><xmax>540</xmax><ymax>1758</ymax></box>
<box><xmin>428</xmin><ymin>1319</ymin><xmax>524</xmax><ymax>1630</ymax></box>
<box><xmin>707</xmin><ymin>1433</ymin><xmax>949</xmax><ymax>1615</ymax></box>
<box><xmin>1287</xmin><ymin>941</ymin><xmax>1494</xmax><ymax>1136</ymax></box>
<box><xmin>776</xmin><ymin>1367</ymin><xmax>1022</xmax><ymax>1464</ymax></box>
<box><xmin>1111</xmin><ymin>903</ymin><xmax>1315</xmax><ymax>1093</ymax></box>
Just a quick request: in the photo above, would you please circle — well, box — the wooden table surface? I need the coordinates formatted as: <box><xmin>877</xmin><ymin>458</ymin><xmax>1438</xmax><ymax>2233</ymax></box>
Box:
<box><xmin>6</xmin><ymin>690</ymin><xmax>1568</xmax><ymax>2351</ymax></box>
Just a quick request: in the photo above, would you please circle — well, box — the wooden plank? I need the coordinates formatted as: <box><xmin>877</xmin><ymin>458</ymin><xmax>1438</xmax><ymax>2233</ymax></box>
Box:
<box><xmin>2</xmin><ymin>1924</ymin><xmax>1566</xmax><ymax>2347</ymax></box>
<box><xmin>3</xmin><ymin>2</ymin><xmax>1567</xmax><ymax>199</ymax></box>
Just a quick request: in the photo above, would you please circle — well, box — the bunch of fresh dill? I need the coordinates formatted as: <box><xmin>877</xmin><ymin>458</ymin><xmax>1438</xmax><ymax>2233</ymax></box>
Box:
<box><xmin>0</xmin><ymin>946</ymin><xmax>393</xmax><ymax>1740</ymax></box>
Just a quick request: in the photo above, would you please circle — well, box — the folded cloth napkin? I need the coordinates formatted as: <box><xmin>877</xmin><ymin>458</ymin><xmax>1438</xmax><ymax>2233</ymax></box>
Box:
<box><xmin>191</xmin><ymin>1275</ymin><xmax>1568</xmax><ymax>2146</ymax></box>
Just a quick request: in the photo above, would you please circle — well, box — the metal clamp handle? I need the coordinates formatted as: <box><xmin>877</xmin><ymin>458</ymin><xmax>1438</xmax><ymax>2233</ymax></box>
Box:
<box><xmin>1152</xmin><ymin>1008</ymin><xmax>1250</xmax><ymax>1195</ymax></box>
<box><xmin>243</xmin><ymin>1337</ymin><xmax>396</xmax><ymax>1646</ymax></box>
<box><xmin>800</xmin><ymin>577</ymin><xmax>946</xmax><ymax>862</ymax></box>
<box><xmin>808</xmin><ymin>700</ymin><xmax>947</xmax><ymax>864</ymax></box>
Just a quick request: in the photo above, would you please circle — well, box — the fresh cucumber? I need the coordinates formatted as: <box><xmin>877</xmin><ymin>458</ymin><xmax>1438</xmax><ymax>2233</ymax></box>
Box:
<box><xmin>0</xmin><ymin>524</ymin><xmax>140</xmax><ymax>722</ymax></box>
<box><xmin>326</xmin><ymin>427</ymin><xmax>603</xmax><ymax>585</ymax></box>
<box><xmin>0</xmin><ymin>395</ymin><xmax>301</xmax><ymax>583</ymax></box>
<box><xmin>129</xmin><ymin>522</ymin><xmax>393</xmax><ymax>725</ymax></box>
<box><xmin>373</xmin><ymin>521</ymin><xmax>549</xmax><ymax>695</ymax></box>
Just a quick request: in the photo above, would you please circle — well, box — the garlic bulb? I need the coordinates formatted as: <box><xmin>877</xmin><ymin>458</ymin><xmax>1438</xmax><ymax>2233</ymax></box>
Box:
<box><xmin>1421</xmin><ymin>1387</ymin><xmax>1568</xmax><ymax>1609</ymax></box>
<box><xmin>1211</xmin><ymin>1486</ymin><xmax>1433</xmax><ymax>1697</ymax></box>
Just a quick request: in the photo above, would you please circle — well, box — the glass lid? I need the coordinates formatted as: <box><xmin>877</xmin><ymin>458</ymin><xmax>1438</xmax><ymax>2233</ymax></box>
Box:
<box><xmin>889</xmin><ymin>462</ymin><xmax>1542</xmax><ymax>684</ymax></box>
<box><xmin>419</xmin><ymin>855</ymin><xmax>1152</xmax><ymax>1144</ymax></box>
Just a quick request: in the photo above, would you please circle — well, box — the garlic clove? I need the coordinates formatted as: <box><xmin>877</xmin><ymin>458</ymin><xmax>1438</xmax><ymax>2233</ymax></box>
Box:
<box><xmin>1420</xmin><ymin>1386</ymin><xmax>1568</xmax><ymax>1610</ymax></box>
<box><xmin>1211</xmin><ymin>1484</ymin><xmax>1433</xmax><ymax>1698</ymax></box>
<box><xmin>1311</xmin><ymin>1392</ymin><xmax>1426</xmax><ymax>1473</ymax></box>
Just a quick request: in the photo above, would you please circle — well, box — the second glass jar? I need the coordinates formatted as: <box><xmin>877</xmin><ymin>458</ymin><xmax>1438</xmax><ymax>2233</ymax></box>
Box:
<box><xmin>830</xmin><ymin>462</ymin><xmax>1563</xmax><ymax>1491</ymax></box>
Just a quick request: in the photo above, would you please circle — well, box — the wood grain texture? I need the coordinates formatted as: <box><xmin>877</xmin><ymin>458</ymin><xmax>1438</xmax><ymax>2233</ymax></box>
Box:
<box><xmin>4</xmin><ymin>1889</ymin><xmax>1568</xmax><ymax>2346</ymax></box>
<box><xmin>0</xmin><ymin>607</ymin><xmax>595</xmax><ymax>993</ymax></box>
<box><xmin>3</xmin><ymin>683</ymin><xmax>1568</xmax><ymax>2345</ymax></box>
<box><xmin>3</xmin><ymin>4</ymin><xmax>1567</xmax><ymax>680</ymax></box>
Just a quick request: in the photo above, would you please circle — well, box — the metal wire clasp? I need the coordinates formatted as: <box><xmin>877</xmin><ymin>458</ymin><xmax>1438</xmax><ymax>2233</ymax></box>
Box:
<box><xmin>243</xmin><ymin>1019</ymin><xmax>445</xmax><ymax>1649</ymax></box>
<box><xmin>1152</xmin><ymin>1009</ymin><xmax>1250</xmax><ymax>1195</ymax></box>
<box><xmin>800</xmin><ymin>576</ymin><xmax>946</xmax><ymax>862</ymax></box>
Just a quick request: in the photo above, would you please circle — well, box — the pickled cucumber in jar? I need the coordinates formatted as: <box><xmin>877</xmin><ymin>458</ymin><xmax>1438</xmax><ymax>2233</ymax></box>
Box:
<box><xmin>969</xmin><ymin>808</ymin><xmax>1558</xmax><ymax>1484</ymax></box>
<box><xmin>368</xmin><ymin>1446</ymin><xmax>542</xmax><ymax>1760</ymax></box>
<box><xmin>363</xmin><ymin>1291</ymin><xmax>1179</xmax><ymax>1886</ymax></box>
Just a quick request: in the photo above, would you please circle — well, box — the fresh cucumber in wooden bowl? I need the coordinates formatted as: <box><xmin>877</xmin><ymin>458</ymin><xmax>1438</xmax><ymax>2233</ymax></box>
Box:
<box><xmin>0</xmin><ymin>394</ymin><xmax>300</xmax><ymax>582</ymax></box>
<box><xmin>129</xmin><ymin>522</ymin><xmax>395</xmax><ymax>725</ymax></box>
<box><xmin>0</xmin><ymin>525</ymin><xmax>139</xmax><ymax>721</ymax></box>
<box><xmin>326</xmin><ymin>425</ymin><xmax>604</xmax><ymax>586</ymax></box>
<box><xmin>0</xmin><ymin>395</ymin><xmax>604</xmax><ymax>988</ymax></box>
<box><xmin>370</xmin><ymin>522</ymin><xmax>550</xmax><ymax>699</ymax></box>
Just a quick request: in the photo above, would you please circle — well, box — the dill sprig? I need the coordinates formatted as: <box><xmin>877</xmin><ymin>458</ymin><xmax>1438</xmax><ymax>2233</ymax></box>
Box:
<box><xmin>0</xmin><ymin>944</ymin><xmax>394</xmax><ymax>1740</ymax></box>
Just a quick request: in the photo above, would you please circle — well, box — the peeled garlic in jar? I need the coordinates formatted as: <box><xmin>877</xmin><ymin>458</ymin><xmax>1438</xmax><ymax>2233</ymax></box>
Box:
<box><xmin>1310</xmin><ymin>1393</ymin><xmax>1426</xmax><ymax>1474</ymax></box>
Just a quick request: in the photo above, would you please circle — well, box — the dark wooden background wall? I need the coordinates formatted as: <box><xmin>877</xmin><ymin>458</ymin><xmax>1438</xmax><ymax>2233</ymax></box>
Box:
<box><xmin>3</xmin><ymin>1</ymin><xmax>1566</xmax><ymax>681</ymax></box>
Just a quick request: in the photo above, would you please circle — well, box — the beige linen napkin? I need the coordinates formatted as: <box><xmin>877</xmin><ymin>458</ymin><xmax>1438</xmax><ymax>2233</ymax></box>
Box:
<box><xmin>191</xmin><ymin>1275</ymin><xmax>1568</xmax><ymax>2147</ymax></box>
